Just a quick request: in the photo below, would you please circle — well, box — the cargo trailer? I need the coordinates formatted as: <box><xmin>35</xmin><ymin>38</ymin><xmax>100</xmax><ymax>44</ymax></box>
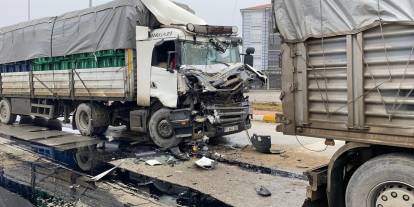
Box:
<box><xmin>272</xmin><ymin>0</ymin><xmax>414</xmax><ymax>206</ymax></box>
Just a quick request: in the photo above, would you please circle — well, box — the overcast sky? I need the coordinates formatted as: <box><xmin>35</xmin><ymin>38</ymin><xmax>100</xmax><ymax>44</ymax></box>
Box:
<box><xmin>0</xmin><ymin>0</ymin><xmax>269</xmax><ymax>30</ymax></box>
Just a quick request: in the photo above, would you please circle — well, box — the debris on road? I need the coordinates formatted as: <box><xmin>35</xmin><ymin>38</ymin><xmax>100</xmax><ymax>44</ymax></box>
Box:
<box><xmin>90</xmin><ymin>160</ymin><xmax>126</xmax><ymax>182</ymax></box>
<box><xmin>166</xmin><ymin>156</ymin><xmax>178</xmax><ymax>167</ymax></box>
<box><xmin>146</xmin><ymin>159</ymin><xmax>163</xmax><ymax>166</ymax></box>
<box><xmin>250</xmin><ymin>134</ymin><xmax>272</xmax><ymax>153</ymax></box>
<box><xmin>170</xmin><ymin>147</ymin><xmax>190</xmax><ymax>161</ymax></box>
<box><xmin>256</xmin><ymin>186</ymin><xmax>272</xmax><ymax>197</ymax></box>
<box><xmin>270</xmin><ymin>148</ymin><xmax>286</xmax><ymax>155</ymax></box>
<box><xmin>195</xmin><ymin>157</ymin><xmax>217</xmax><ymax>170</ymax></box>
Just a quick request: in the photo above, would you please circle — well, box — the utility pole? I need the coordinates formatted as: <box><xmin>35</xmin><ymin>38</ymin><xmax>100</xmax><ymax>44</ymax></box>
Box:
<box><xmin>89</xmin><ymin>0</ymin><xmax>93</xmax><ymax>8</ymax></box>
<box><xmin>28</xmin><ymin>0</ymin><xmax>31</xmax><ymax>20</ymax></box>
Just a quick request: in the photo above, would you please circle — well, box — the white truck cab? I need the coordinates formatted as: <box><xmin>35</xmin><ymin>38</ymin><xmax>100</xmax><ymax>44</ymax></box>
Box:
<box><xmin>132</xmin><ymin>23</ymin><xmax>266</xmax><ymax>148</ymax></box>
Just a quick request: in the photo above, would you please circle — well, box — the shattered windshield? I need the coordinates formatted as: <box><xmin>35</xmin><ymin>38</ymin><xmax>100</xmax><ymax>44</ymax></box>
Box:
<box><xmin>181</xmin><ymin>42</ymin><xmax>241</xmax><ymax>66</ymax></box>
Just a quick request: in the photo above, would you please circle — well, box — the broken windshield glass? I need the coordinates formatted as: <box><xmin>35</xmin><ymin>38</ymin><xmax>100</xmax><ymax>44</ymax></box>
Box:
<box><xmin>181</xmin><ymin>42</ymin><xmax>241</xmax><ymax>66</ymax></box>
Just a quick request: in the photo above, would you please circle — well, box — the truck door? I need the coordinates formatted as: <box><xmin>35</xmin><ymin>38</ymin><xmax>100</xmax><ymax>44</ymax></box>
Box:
<box><xmin>150</xmin><ymin>40</ymin><xmax>178</xmax><ymax>108</ymax></box>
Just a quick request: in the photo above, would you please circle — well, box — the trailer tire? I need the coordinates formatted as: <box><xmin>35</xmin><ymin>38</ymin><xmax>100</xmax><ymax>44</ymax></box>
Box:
<box><xmin>345</xmin><ymin>153</ymin><xmax>414</xmax><ymax>207</ymax></box>
<box><xmin>0</xmin><ymin>99</ymin><xmax>16</xmax><ymax>124</ymax></box>
<box><xmin>75</xmin><ymin>103</ymin><xmax>109</xmax><ymax>136</ymax></box>
<box><xmin>148</xmin><ymin>108</ymin><xmax>182</xmax><ymax>149</ymax></box>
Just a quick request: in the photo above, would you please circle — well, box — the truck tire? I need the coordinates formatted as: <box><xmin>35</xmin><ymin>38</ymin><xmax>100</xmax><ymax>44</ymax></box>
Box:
<box><xmin>148</xmin><ymin>108</ymin><xmax>182</xmax><ymax>149</ymax></box>
<box><xmin>0</xmin><ymin>99</ymin><xmax>16</xmax><ymax>124</ymax></box>
<box><xmin>74</xmin><ymin>146</ymin><xmax>96</xmax><ymax>172</ymax></box>
<box><xmin>345</xmin><ymin>153</ymin><xmax>414</xmax><ymax>207</ymax></box>
<box><xmin>75</xmin><ymin>103</ymin><xmax>109</xmax><ymax>136</ymax></box>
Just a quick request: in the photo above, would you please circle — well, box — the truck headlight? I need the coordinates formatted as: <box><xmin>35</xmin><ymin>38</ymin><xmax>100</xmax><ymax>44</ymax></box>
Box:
<box><xmin>232</xmin><ymin>26</ymin><xmax>238</xmax><ymax>34</ymax></box>
<box><xmin>186</xmin><ymin>23</ymin><xmax>195</xmax><ymax>32</ymax></box>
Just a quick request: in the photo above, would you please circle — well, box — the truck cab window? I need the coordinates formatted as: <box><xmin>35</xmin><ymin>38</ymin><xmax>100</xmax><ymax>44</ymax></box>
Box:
<box><xmin>152</xmin><ymin>41</ymin><xmax>176</xmax><ymax>69</ymax></box>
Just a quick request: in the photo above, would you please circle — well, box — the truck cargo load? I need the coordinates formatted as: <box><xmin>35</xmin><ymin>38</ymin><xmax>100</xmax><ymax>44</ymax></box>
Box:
<box><xmin>273</xmin><ymin>0</ymin><xmax>414</xmax><ymax>42</ymax></box>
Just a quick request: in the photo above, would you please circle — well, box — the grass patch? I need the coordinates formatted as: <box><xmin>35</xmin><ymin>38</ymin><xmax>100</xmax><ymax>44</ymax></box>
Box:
<box><xmin>252</xmin><ymin>102</ymin><xmax>282</xmax><ymax>112</ymax></box>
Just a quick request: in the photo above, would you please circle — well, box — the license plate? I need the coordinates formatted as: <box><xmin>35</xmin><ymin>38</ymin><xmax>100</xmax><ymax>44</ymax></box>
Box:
<box><xmin>224</xmin><ymin>125</ymin><xmax>239</xmax><ymax>133</ymax></box>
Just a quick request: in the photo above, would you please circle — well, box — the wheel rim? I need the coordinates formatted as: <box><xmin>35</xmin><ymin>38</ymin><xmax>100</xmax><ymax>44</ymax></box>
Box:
<box><xmin>157</xmin><ymin>119</ymin><xmax>173</xmax><ymax>138</ymax></box>
<box><xmin>79</xmin><ymin>111</ymin><xmax>90</xmax><ymax>130</ymax></box>
<box><xmin>368</xmin><ymin>181</ymin><xmax>414</xmax><ymax>207</ymax></box>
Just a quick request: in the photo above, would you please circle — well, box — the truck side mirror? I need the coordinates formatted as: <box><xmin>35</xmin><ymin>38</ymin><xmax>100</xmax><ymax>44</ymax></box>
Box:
<box><xmin>244</xmin><ymin>47</ymin><xmax>255</xmax><ymax>67</ymax></box>
<box><xmin>167</xmin><ymin>51</ymin><xmax>176</xmax><ymax>73</ymax></box>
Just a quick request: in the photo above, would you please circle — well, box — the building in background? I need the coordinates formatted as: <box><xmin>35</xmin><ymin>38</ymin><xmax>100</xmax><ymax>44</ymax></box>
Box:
<box><xmin>241</xmin><ymin>4</ymin><xmax>281</xmax><ymax>89</ymax></box>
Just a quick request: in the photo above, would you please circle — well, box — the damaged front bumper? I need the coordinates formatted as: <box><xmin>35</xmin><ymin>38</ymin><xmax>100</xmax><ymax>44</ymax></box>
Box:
<box><xmin>170</xmin><ymin>63</ymin><xmax>265</xmax><ymax>139</ymax></box>
<box><xmin>170</xmin><ymin>102</ymin><xmax>251</xmax><ymax>139</ymax></box>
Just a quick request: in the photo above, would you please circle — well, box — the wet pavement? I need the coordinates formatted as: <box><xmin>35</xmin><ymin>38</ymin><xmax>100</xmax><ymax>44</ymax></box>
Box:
<box><xmin>0</xmin><ymin>120</ymin><xmax>341</xmax><ymax>207</ymax></box>
<box><xmin>0</xmin><ymin>187</ymin><xmax>33</xmax><ymax>207</ymax></box>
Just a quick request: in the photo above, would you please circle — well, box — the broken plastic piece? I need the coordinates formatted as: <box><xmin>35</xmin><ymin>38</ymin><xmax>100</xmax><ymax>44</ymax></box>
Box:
<box><xmin>250</xmin><ymin>134</ymin><xmax>272</xmax><ymax>154</ymax></box>
<box><xmin>146</xmin><ymin>159</ymin><xmax>162</xmax><ymax>166</ymax></box>
<box><xmin>170</xmin><ymin>146</ymin><xmax>190</xmax><ymax>161</ymax></box>
<box><xmin>256</xmin><ymin>186</ymin><xmax>272</xmax><ymax>197</ymax></box>
<box><xmin>195</xmin><ymin>157</ymin><xmax>217</xmax><ymax>170</ymax></box>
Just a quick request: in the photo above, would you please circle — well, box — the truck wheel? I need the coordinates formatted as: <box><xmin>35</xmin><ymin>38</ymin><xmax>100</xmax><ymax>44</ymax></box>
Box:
<box><xmin>346</xmin><ymin>153</ymin><xmax>414</xmax><ymax>207</ymax></box>
<box><xmin>74</xmin><ymin>146</ymin><xmax>96</xmax><ymax>172</ymax></box>
<box><xmin>0</xmin><ymin>99</ymin><xmax>16</xmax><ymax>124</ymax></box>
<box><xmin>148</xmin><ymin>108</ymin><xmax>182</xmax><ymax>149</ymax></box>
<box><xmin>75</xmin><ymin>103</ymin><xmax>109</xmax><ymax>136</ymax></box>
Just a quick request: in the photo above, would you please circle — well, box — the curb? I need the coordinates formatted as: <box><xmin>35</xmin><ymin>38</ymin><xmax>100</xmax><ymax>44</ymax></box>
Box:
<box><xmin>252</xmin><ymin>114</ymin><xmax>277</xmax><ymax>123</ymax></box>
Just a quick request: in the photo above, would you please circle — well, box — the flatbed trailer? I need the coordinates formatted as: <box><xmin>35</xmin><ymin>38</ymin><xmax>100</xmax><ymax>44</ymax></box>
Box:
<box><xmin>0</xmin><ymin>0</ymin><xmax>265</xmax><ymax>150</ymax></box>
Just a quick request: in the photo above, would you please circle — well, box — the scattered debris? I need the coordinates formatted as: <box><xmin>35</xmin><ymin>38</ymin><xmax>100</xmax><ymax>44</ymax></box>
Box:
<box><xmin>166</xmin><ymin>156</ymin><xmax>177</xmax><ymax>166</ymax></box>
<box><xmin>256</xmin><ymin>186</ymin><xmax>272</xmax><ymax>197</ymax></box>
<box><xmin>146</xmin><ymin>159</ymin><xmax>162</xmax><ymax>166</ymax></box>
<box><xmin>90</xmin><ymin>160</ymin><xmax>126</xmax><ymax>182</ymax></box>
<box><xmin>135</xmin><ymin>151</ymin><xmax>157</xmax><ymax>158</ymax></box>
<box><xmin>224</xmin><ymin>144</ymin><xmax>247</xmax><ymax>150</ymax></box>
<box><xmin>170</xmin><ymin>147</ymin><xmax>190</xmax><ymax>161</ymax></box>
<box><xmin>250</xmin><ymin>134</ymin><xmax>272</xmax><ymax>154</ymax></box>
<box><xmin>270</xmin><ymin>148</ymin><xmax>286</xmax><ymax>155</ymax></box>
<box><xmin>195</xmin><ymin>157</ymin><xmax>217</xmax><ymax>170</ymax></box>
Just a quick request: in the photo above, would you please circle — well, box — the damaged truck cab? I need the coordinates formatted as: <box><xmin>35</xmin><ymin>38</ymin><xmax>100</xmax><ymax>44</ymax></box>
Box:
<box><xmin>133</xmin><ymin>24</ymin><xmax>267</xmax><ymax>148</ymax></box>
<box><xmin>0</xmin><ymin>0</ymin><xmax>266</xmax><ymax>164</ymax></box>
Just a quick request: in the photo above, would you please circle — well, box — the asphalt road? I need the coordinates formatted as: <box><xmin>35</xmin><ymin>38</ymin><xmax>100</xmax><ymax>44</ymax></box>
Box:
<box><xmin>222</xmin><ymin>120</ymin><xmax>343</xmax><ymax>158</ymax></box>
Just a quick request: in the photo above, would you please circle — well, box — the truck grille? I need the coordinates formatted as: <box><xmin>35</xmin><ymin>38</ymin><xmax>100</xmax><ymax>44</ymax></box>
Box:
<box><xmin>206</xmin><ymin>104</ymin><xmax>250</xmax><ymax>124</ymax></box>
